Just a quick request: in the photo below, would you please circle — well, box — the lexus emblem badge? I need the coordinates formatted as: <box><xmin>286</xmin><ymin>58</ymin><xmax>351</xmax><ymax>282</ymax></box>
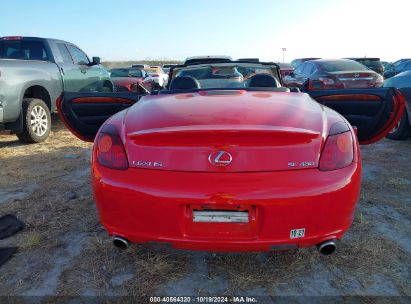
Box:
<box><xmin>209</xmin><ymin>151</ymin><xmax>233</xmax><ymax>166</ymax></box>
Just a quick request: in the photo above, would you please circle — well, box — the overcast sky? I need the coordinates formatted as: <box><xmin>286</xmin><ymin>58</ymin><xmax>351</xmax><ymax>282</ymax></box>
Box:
<box><xmin>0</xmin><ymin>0</ymin><xmax>408</xmax><ymax>62</ymax></box>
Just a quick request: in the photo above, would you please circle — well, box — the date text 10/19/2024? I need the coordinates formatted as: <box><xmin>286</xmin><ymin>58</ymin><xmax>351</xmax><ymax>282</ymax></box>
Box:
<box><xmin>150</xmin><ymin>296</ymin><xmax>258</xmax><ymax>303</ymax></box>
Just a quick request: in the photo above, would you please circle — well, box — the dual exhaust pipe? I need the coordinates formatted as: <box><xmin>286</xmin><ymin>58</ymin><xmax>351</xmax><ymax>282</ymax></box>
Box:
<box><xmin>317</xmin><ymin>239</ymin><xmax>337</xmax><ymax>255</ymax></box>
<box><xmin>113</xmin><ymin>236</ymin><xmax>130</xmax><ymax>250</ymax></box>
<box><xmin>113</xmin><ymin>236</ymin><xmax>337</xmax><ymax>255</ymax></box>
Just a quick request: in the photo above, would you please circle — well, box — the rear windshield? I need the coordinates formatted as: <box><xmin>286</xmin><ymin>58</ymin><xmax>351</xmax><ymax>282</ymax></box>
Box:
<box><xmin>110</xmin><ymin>68</ymin><xmax>143</xmax><ymax>77</ymax></box>
<box><xmin>319</xmin><ymin>61</ymin><xmax>369</xmax><ymax>72</ymax></box>
<box><xmin>0</xmin><ymin>40</ymin><xmax>49</xmax><ymax>61</ymax></box>
<box><xmin>355</xmin><ymin>59</ymin><xmax>382</xmax><ymax>67</ymax></box>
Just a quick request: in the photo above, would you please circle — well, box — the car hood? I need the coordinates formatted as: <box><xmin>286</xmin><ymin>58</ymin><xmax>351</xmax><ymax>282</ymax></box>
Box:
<box><xmin>121</xmin><ymin>90</ymin><xmax>329</xmax><ymax>172</ymax></box>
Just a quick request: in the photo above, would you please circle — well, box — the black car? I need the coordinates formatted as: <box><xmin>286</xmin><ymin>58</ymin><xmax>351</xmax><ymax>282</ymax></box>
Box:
<box><xmin>345</xmin><ymin>57</ymin><xmax>384</xmax><ymax>75</ymax></box>
<box><xmin>283</xmin><ymin>59</ymin><xmax>383</xmax><ymax>89</ymax></box>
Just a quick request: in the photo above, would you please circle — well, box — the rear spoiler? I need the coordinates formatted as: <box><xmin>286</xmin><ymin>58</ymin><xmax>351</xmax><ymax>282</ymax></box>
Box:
<box><xmin>128</xmin><ymin>125</ymin><xmax>320</xmax><ymax>146</ymax></box>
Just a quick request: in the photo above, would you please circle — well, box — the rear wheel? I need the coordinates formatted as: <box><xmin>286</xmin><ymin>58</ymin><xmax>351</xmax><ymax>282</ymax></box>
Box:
<box><xmin>16</xmin><ymin>98</ymin><xmax>51</xmax><ymax>143</ymax></box>
<box><xmin>386</xmin><ymin>112</ymin><xmax>410</xmax><ymax>140</ymax></box>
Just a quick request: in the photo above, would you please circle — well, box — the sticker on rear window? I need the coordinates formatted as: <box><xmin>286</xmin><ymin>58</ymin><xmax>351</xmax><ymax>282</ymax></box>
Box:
<box><xmin>290</xmin><ymin>228</ymin><xmax>305</xmax><ymax>239</ymax></box>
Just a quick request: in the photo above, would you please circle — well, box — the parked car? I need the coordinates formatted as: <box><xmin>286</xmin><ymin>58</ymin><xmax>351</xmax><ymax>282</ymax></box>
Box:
<box><xmin>277</xmin><ymin>62</ymin><xmax>294</xmax><ymax>79</ymax></box>
<box><xmin>345</xmin><ymin>57</ymin><xmax>384</xmax><ymax>75</ymax></box>
<box><xmin>58</xmin><ymin>59</ymin><xmax>404</xmax><ymax>254</ymax></box>
<box><xmin>144</xmin><ymin>67</ymin><xmax>168</xmax><ymax>88</ymax></box>
<box><xmin>384</xmin><ymin>70</ymin><xmax>411</xmax><ymax>140</ymax></box>
<box><xmin>131</xmin><ymin>64</ymin><xmax>150</xmax><ymax>69</ymax></box>
<box><xmin>384</xmin><ymin>59</ymin><xmax>411</xmax><ymax>79</ymax></box>
<box><xmin>283</xmin><ymin>59</ymin><xmax>384</xmax><ymax>89</ymax></box>
<box><xmin>291</xmin><ymin>58</ymin><xmax>321</xmax><ymax>68</ymax></box>
<box><xmin>162</xmin><ymin>64</ymin><xmax>178</xmax><ymax>73</ymax></box>
<box><xmin>183</xmin><ymin>55</ymin><xmax>232</xmax><ymax>65</ymax></box>
<box><xmin>110</xmin><ymin>68</ymin><xmax>154</xmax><ymax>92</ymax></box>
<box><xmin>382</xmin><ymin>61</ymin><xmax>392</xmax><ymax>71</ymax></box>
<box><xmin>0</xmin><ymin>36</ymin><xmax>112</xmax><ymax>143</ymax></box>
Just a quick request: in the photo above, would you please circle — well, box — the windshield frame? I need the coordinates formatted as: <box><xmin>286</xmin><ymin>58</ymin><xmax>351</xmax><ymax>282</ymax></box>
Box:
<box><xmin>168</xmin><ymin>61</ymin><xmax>282</xmax><ymax>91</ymax></box>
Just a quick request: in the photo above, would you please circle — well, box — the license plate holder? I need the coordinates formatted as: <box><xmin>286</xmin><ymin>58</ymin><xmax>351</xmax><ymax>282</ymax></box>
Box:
<box><xmin>193</xmin><ymin>210</ymin><xmax>249</xmax><ymax>223</ymax></box>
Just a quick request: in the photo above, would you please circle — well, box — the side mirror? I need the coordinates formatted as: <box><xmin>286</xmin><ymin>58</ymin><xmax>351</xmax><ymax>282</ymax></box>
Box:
<box><xmin>92</xmin><ymin>57</ymin><xmax>101</xmax><ymax>65</ymax></box>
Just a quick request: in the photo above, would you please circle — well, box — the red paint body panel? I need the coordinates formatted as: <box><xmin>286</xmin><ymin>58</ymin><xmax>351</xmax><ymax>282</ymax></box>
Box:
<box><xmin>120</xmin><ymin>92</ymin><xmax>338</xmax><ymax>172</ymax></box>
<box><xmin>92</xmin><ymin>158</ymin><xmax>361</xmax><ymax>252</ymax></box>
<box><xmin>90</xmin><ymin>91</ymin><xmax>363</xmax><ymax>251</ymax></box>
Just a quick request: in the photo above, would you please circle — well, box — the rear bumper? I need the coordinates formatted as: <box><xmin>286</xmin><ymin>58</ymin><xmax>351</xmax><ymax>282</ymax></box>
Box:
<box><xmin>92</xmin><ymin>162</ymin><xmax>361</xmax><ymax>252</ymax></box>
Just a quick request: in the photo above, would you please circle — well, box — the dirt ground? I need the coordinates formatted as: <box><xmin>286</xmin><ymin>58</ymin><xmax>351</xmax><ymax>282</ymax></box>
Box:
<box><xmin>0</xmin><ymin>115</ymin><xmax>410</xmax><ymax>302</ymax></box>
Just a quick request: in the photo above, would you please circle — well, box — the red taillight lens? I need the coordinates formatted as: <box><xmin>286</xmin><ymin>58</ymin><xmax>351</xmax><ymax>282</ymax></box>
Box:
<box><xmin>309</xmin><ymin>78</ymin><xmax>338</xmax><ymax>90</ymax></box>
<box><xmin>318</xmin><ymin>77</ymin><xmax>335</xmax><ymax>86</ymax></box>
<box><xmin>96</xmin><ymin>125</ymin><xmax>128</xmax><ymax>170</ymax></box>
<box><xmin>319</xmin><ymin>131</ymin><xmax>354</xmax><ymax>171</ymax></box>
<box><xmin>2</xmin><ymin>36</ymin><xmax>22</xmax><ymax>40</ymax></box>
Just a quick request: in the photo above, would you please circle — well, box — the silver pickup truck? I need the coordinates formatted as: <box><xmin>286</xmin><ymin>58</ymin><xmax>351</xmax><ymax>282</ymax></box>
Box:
<box><xmin>0</xmin><ymin>36</ymin><xmax>113</xmax><ymax>143</ymax></box>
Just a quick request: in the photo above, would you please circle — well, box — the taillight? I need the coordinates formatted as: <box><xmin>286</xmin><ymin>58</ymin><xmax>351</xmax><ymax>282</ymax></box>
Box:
<box><xmin>96</xmin><ymin>125</ymin><xmax>128</xmax><ymax>170</ymax></box>
<box><xmin>309</xmin><ymin>78</ymin><xmax>338</xmax><ymax>90</ymax></box>
<box><xmin>318</xmin><ymin>77</ymin><xmax>335</xmax><ymax>86</ymax></box>
<box><xmin>375</xmin><ymin>74</ymin><xmax>384</xmax><ymax>87</ymax></box>
<box><xmin>2</xmin><ymin>36</ymin><xmax>22</xmax><ymax>40</ymax></box>
<box><xmin>152</xmin><ymin>73</ymin><xmax>160</xmax><ymax>77</ymax></box>
<box><xmin>319</xmin><ymin>131</ymin><xmax>354</xmax><ymax>171</ymax></box>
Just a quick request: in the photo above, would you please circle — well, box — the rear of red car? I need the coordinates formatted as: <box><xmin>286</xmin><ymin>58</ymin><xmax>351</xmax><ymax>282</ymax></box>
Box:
<box><xmin>90</xmin><ymin>92</ymin><xmax>361</xmax><ymax>252</ymax></box>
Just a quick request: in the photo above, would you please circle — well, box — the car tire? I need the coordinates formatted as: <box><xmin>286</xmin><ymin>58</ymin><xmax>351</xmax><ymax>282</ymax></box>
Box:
<box><xmin>16</xmin><ymin>98</ymin><xmax>51</xmax><ymax>143</ymax></box>
<box><xmin>386</xmin><ymin>112</ymin><xmax>410</xmax><ymax>140</ymax></box>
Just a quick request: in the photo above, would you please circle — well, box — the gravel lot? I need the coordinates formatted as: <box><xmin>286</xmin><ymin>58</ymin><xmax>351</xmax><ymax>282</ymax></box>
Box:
<box><xmin>0</xmin><ymin>115</ymin><xmax>410</xmax><ymax>302</ymax></box>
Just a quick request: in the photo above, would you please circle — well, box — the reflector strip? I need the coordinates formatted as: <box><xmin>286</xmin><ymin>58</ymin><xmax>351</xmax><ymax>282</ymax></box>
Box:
<box><xmin>316</xmin><ymin>94</ymin><xmax>381</xmax><ymax>102</ymax></box>
<box><xmin>72</xmin><ymin>97</ymin><xmax>134</xmax><ymax>104</ymax></box>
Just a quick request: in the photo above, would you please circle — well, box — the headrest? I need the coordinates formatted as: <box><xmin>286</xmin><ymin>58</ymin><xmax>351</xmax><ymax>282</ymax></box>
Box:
<box><xmin>249</xmin><ymin>74</ymin><xmax>277</xmax><ymax>87</ymax></box>
<box><xmin>170</xmin><ymin>76</ymin><xmax>201</xmax><ymax>90</ymax></box>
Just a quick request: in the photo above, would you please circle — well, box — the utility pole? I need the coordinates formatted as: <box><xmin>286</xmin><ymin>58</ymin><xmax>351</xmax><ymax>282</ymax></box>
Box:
<box><xmin>282</xmin><ymin>48</ymin><xmax>287</xmax><ymax>63</ymax></box>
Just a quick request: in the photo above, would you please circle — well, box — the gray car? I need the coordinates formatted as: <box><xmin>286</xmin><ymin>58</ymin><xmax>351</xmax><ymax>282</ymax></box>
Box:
<box><xmin>0</xmin><ymin>36</ymin><xmax>113</xmax><ymax>143</ymax></box>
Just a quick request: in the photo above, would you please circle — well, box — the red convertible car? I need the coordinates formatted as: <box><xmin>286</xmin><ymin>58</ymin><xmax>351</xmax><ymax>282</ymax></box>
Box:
<box><xmin>58</xmin><ymin>60</ymin><xmax>404</xmax><ymax>255</ymax></box>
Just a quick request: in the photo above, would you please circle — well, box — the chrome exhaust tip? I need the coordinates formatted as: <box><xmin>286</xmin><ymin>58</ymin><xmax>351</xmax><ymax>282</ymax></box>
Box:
<box><xmin>113</xmin><ymin>236</ymin><xmax>130</xmax><ymax>250</ymax></box>
<box><xmin>317</xmin><ymin>240</ymin><xmax>337</xmax><ymax>255</ymax></box>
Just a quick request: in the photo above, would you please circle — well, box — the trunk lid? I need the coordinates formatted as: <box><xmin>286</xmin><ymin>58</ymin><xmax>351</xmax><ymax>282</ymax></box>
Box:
<box><xmin>329</xmin><ymin>70</ymin><xmax>377</xmax><ymax>88</ymax></box>
<box><xmin>123</xmin><ymin>91</ymin><xmax>325</xmax><ymax>172</ymax></box>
